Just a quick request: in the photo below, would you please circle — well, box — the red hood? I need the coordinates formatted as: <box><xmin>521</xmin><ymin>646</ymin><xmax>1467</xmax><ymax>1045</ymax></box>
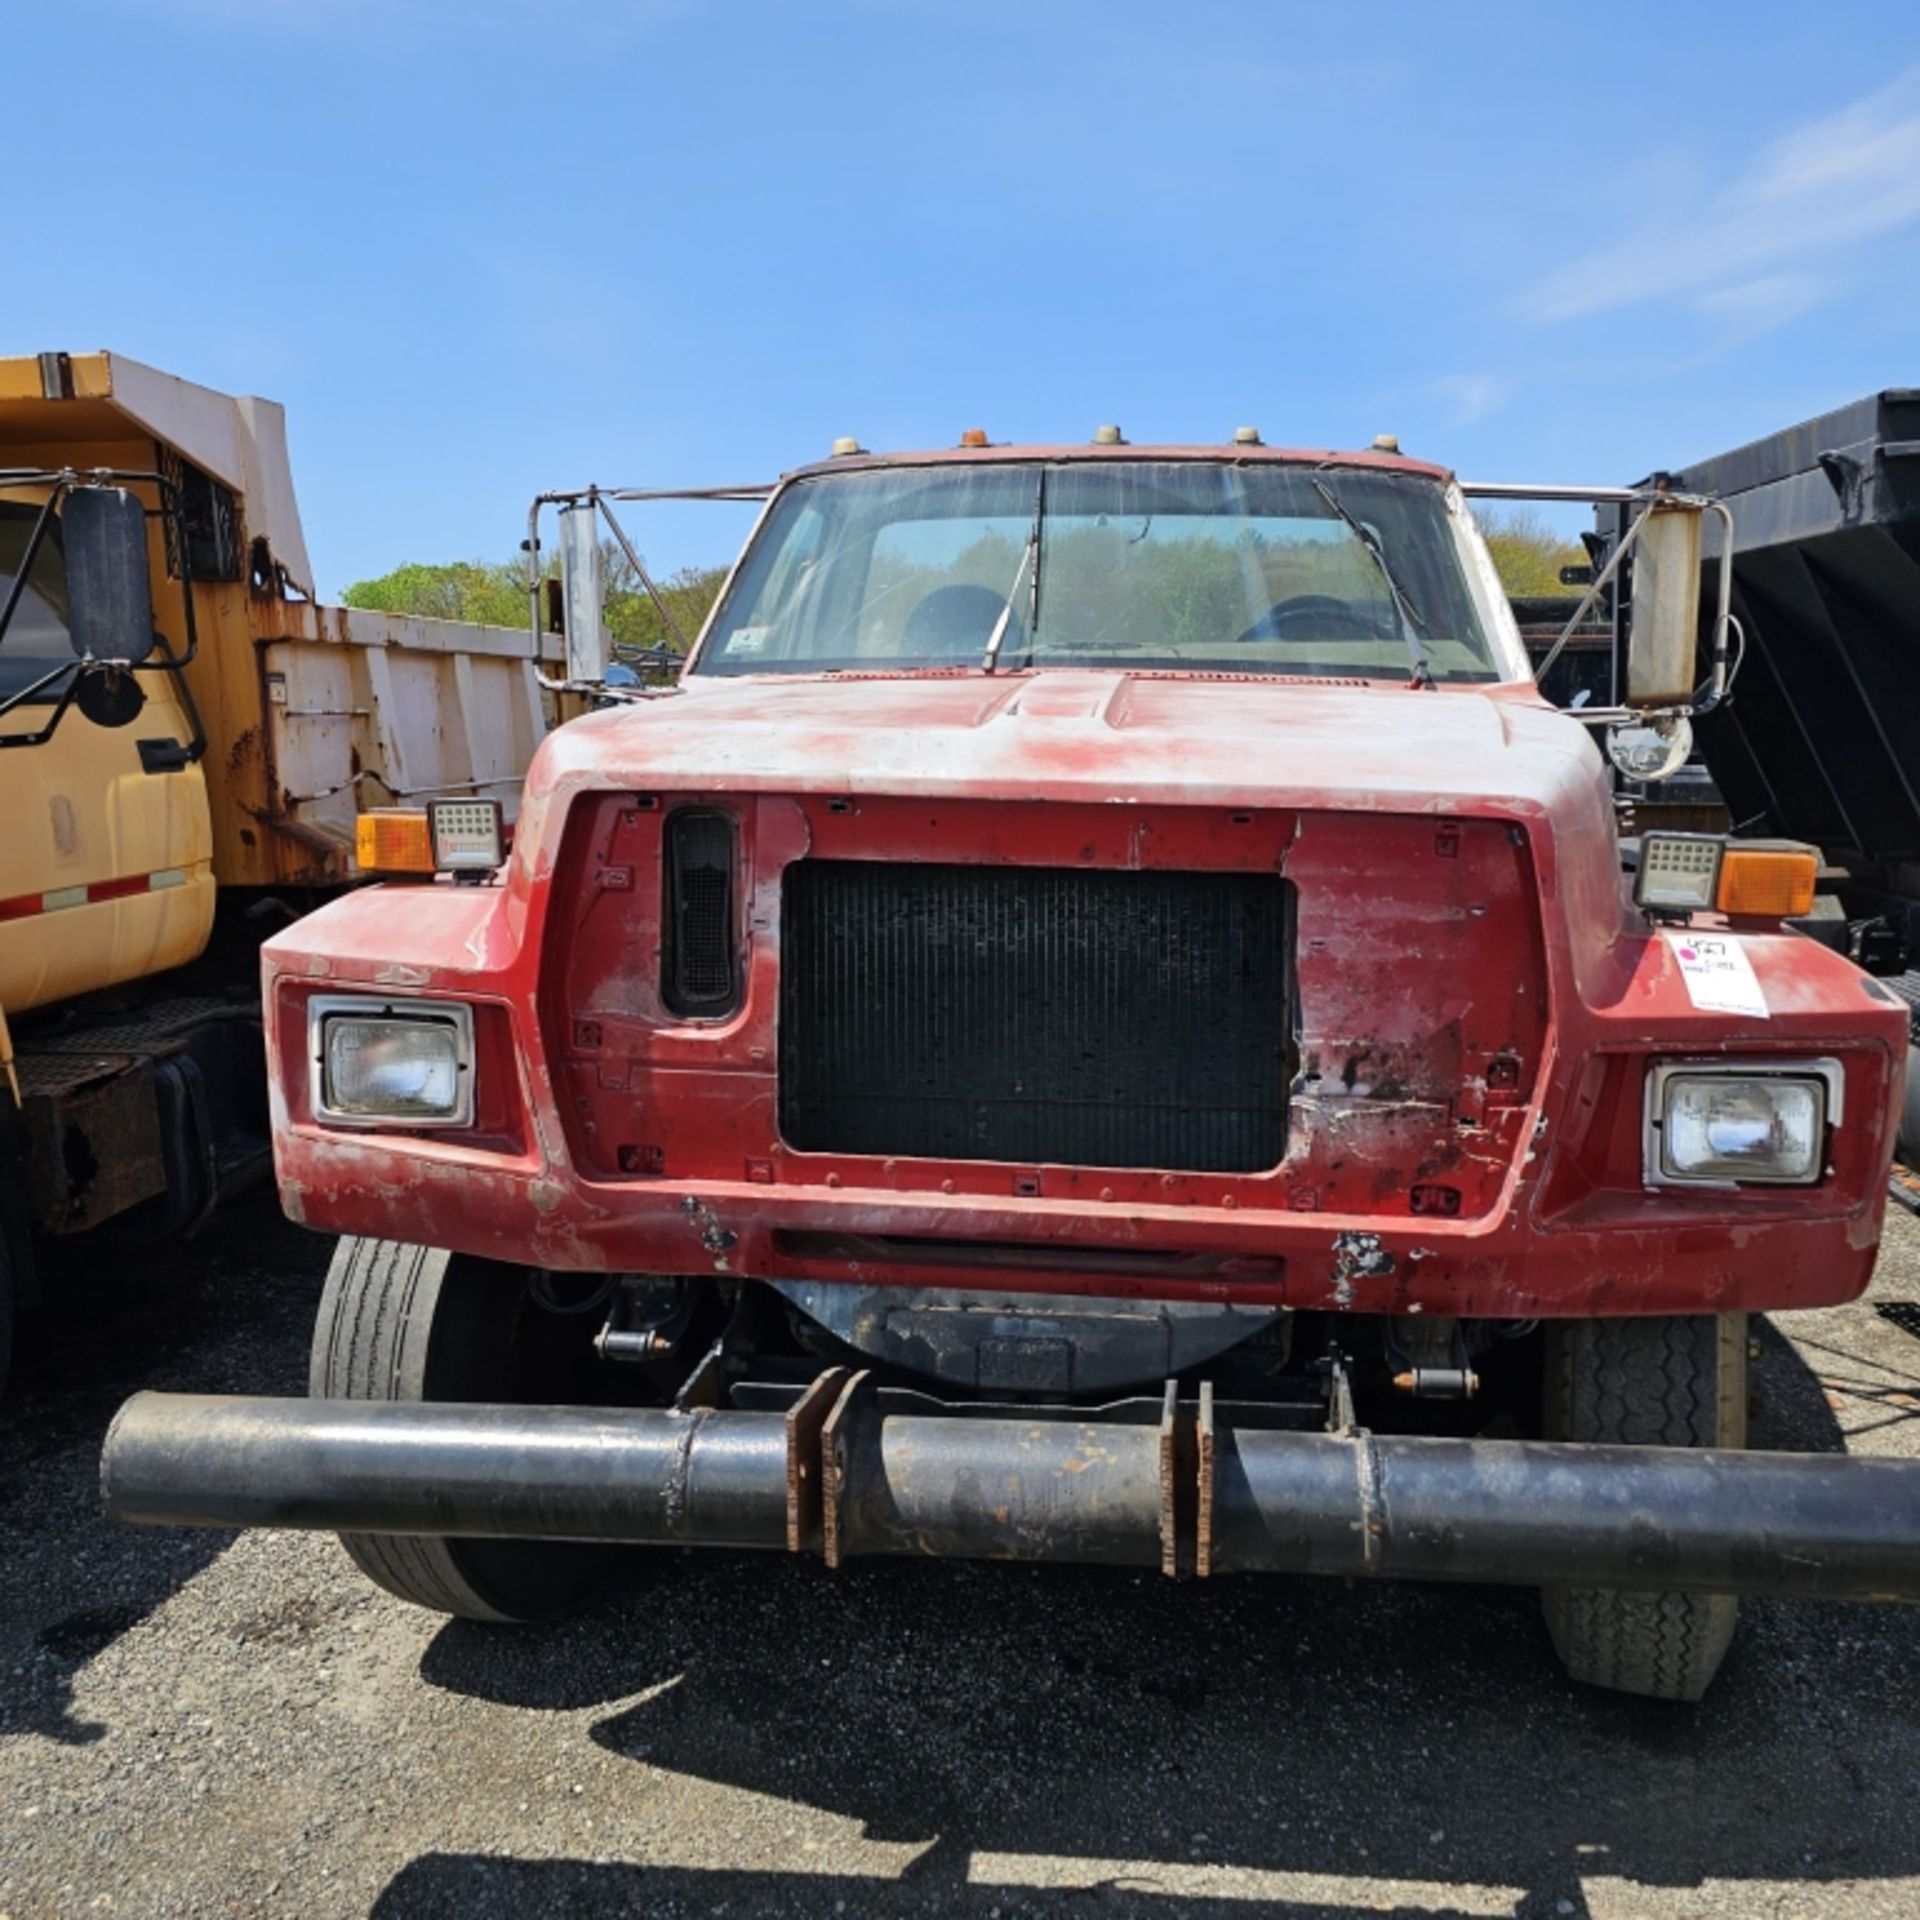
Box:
<box><xmin>529</xmin><ymin>672</ymin><xmax>1602</xmax><ymax>816</ymax></box>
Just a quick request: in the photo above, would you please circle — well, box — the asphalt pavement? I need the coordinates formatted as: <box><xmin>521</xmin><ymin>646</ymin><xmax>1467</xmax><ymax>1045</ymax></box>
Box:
<box><xmin>2</xmin><ymin>1190</ymin><xmax>1917</xmax><ymax>1920</ymax></box>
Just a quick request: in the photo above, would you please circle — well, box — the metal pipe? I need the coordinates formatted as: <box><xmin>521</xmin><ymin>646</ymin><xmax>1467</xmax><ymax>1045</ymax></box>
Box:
<box><xmin>1529</xmin><ymin>503</ymin><xmax>1649</xmax><ymax>687</ymax></box>
<box><xmin>1459</xmin><ymin>482</ymin><xmax>1648</xmax><ymax>503</ymax></box>
<box><xmin>835</xmin><ymin>1413</ymin><xmax>1168</xmax><ymax>1568</ymax></box>
<box><xmin>1699</xmin><ymin>499</ymin><xmax>1738</xmax><ymax>710</ymax></box>
<box><xmin>533</xmin><ymin>485</ymin><xmax>775</xmax><ymax>506</ymax></box>
<box><xmin>104</xmin><ymin>1394</ymin><xmax>794</xmax><ymax>1549</ymax></box>
<box><xmin>1209</xmin><ymin>1430</ymin><xmax>1920</xmax><ymax>1601</ymax></box>
<box><xmin>102</xmin><ymin>1393</ymin><xmax>1920</xmax><ymax>1603</ymax></box>
<box><xmin>593</xmin><ymin>493</ymin><xmax>691</xmax><ymax>655</ymax></box>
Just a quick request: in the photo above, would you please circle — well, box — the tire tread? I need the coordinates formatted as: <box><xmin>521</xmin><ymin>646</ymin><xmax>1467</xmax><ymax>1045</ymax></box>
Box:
<box><xmin>312</xmin><ymin>1237</ymin><xmax>568</xmax><ymax>1623</ymax></box>
<box><xmin>1542</xmin><ymin>1313</ymin><xmax>1745</xmax><ymax>1702</ymax></box>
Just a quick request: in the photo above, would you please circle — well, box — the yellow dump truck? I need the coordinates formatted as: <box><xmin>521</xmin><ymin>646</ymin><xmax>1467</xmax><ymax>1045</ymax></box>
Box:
<box><xmin>0</xmin><ymin>350</ymin><xmax>561</xmax><ymax>1388</ymax></box>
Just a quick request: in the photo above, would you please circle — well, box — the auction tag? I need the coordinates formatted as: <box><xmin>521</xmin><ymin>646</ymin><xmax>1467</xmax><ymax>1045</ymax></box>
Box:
<box><xmin>1664</xmin><ymin>931</ymin><xmax>1769</xmax><ymax>1017</ymax></box>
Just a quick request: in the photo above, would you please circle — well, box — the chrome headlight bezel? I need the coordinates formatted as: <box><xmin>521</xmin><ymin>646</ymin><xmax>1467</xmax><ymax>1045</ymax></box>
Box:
<box><xmin>308</xmin><ymin>995</ymin><xmax>475</xmax><ymax>1129</ymax></box>
<box><xmin>1642</xmin><ymin>1057</ymin><xmax>1843</xmax><ymax>1189</ymax></box>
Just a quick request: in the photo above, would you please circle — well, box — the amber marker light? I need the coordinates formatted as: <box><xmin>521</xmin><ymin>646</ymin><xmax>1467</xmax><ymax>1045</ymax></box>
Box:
<box><xmin>354</xmin><ymin>809</ymin><xmax>436</xmax><ymax>876</ymax></box>
<box><xmin>1716</xmin><ymin>844</ymin><xmax>1819</xmax><ymax>919</ymax></box>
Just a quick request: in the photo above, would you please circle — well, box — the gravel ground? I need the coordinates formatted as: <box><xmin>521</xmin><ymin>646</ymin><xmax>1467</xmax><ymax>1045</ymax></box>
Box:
<box><xmin>2</xmin><ymin>1191</ymin><xmax>1917</xmax><ymax>1920</ymax></box>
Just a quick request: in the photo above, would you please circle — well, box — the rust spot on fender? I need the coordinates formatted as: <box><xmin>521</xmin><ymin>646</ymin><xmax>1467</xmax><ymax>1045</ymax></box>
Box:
<box><xmin>680</xmin><ymin>1193</ymin><xmax>739</xmax><ymax>1268</ymax></box>
<box><xmin>1329</xmin><ymin>1230</ymin><xmax>1396</xmax><ymax>1308</ymax></box>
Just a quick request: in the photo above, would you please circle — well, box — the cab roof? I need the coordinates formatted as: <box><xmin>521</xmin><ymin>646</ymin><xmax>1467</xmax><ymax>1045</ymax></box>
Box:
<box><xmin>778</xmin><ymin>441</ymin><xmax>1456</xmax><ymax>487</ymax></box>
<box><xmin>0</xmin><ymin>348</ymin><xmax>313</xmax><ymax>595</ymax></box>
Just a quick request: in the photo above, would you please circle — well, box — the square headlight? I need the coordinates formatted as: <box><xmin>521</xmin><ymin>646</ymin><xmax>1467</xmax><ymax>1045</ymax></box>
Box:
<box><xmin>1644</xmin><ymin>1059</ymin><xmax>1842</xmax><ymax>1187</ymax></box>
<box><xmin>310</xmin><ymin>996</ymin><xmax>474</xmax><ymax>1128</ymax></box>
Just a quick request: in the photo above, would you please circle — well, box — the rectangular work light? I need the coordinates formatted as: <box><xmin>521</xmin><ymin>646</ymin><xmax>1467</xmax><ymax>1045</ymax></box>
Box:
<box><xmin>308</xmin><ymin>995</ymin><xmax>475</xmax><ymax>1128</ymax></box>
<box><xmin>428</xmin><ymin>798</ymin><xmax>507</xmax><ymax>873</ymax></box>
<box><xmin>1643</xmin><ymin>1058</ymin><xmax>1842</xmax><ymax>1187</ymax></box>
<box><xmin>1635</xmin><ymin>833</ymin><xmax>1723</xmax><ymax>912</ymax></box>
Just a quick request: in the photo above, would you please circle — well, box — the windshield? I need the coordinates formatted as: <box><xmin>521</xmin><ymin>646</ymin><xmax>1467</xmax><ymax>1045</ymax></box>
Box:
<box><xmin>0</xmin><ymin>500</ymin><xmax>73</xmax><ymax>700</ymax></box>
<box><xmin>694</xmin><ymin>460</ymin><xmax>1501</xmax><ymax>681</ymax></box>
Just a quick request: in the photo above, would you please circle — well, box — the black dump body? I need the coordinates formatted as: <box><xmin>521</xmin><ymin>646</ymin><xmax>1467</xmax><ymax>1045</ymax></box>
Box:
<box><xmin>1668</xmin><ymin>390</ymin><xmax>1920</xmax><ymax>970</ymax></box>
<box><xmin>1510</xmin><ymin>595</ymin><xmax>1612</xmax><ymax>710</ymax></box>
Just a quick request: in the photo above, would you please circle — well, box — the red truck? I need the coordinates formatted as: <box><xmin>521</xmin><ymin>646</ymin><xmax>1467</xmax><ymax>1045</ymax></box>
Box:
<box><xmin>105</xmin><ymin>432</ymin><xmax>1920</xmax><ymax>1701</ymax></box>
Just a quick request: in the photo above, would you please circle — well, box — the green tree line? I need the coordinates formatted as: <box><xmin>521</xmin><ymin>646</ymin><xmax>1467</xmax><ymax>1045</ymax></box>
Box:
<box><xmin>342</xmin><ymin>546</ymin><xmax>730</xmax><ymax>659</ymax></box>
<box><xmin>1472</xmin><ymin>508</ymin><xmax>1586</xmax><ymax>597</ymax></box>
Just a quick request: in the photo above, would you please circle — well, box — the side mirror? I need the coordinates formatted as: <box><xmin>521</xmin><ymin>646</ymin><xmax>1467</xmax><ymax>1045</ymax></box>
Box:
<box><xmin>558</xmin><ymin>500</ymin><xmax>608</xmax><ymax>685</ymax></box>
<box><xmin>63</xmin><ymin>487</ymin><xmax>156</xmax><ymax>665</ymax></box>
<box><xmin>1605</xmin><ymin>711</ymin><xmax>1692</xmax><ymax>781</ymax></box>
<box><xmin>74</xmin><ymin>663</ymin><xmax>148</xmax><ymax>730</ymax></box>
<box><xmin>1625</xmin><ymin>498</ymin><xmax>1703</xmax><ymax>708</ymax></box>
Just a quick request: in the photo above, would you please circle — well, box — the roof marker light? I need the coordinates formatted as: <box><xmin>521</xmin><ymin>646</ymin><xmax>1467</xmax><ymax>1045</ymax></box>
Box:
<box><xmin>1372</xmin><ymin>433</ymin><xmax>1401</xmax><ymax>453</ymax></box>
<box><xmin>831</xmin><ymin>436</ymin><xmax>865</xmax><ymax>457</ymax></box>
<box><xmin>1093</xmin><ymin>424</ymin><xmax>1125</xmax><ymax>445</ymax></box>
<box><xmin>959</xmin><ymin>428</ymin><xmax>989</xmax><ymax>448</ymax></box>
<box><xmin>1234</xmin><ymin>426</ymin><xmax>1262</xmax><ymax>445</ymax></box>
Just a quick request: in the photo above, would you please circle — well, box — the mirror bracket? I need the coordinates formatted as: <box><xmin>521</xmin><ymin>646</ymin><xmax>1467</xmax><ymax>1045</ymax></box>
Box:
<box><xmin>0</xmin><ymin>468</ymin><xmax>208</xmax><ymax>755</ymax></box>
<box><xmin>1461</xmin><ymin>479</ymin><xmax>1739</xmax><ymax>731</ymax></box>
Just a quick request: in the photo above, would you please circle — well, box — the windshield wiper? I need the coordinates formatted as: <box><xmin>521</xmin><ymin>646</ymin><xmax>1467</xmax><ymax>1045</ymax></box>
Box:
<box><xmin>1309</xmin><ymin>471</ymin><xmax>1435</xmax><ymax>687</ymax></box>
<box><xmin>983</xmin><ymin>467</ymin><xmax>1045</xmax><ymax>673</ymax></box>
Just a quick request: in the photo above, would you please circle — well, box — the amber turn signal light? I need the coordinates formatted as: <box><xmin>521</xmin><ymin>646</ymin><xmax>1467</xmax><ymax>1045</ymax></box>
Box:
<box><xmin>1715</xmin><ymin>845</ymin><xmax>1818</xmax><ymax>919</ymax></box>
<box><xmin>355</xmin><ymin>809</ymin><xmax>435</xmax><ymax>875</ymax></box>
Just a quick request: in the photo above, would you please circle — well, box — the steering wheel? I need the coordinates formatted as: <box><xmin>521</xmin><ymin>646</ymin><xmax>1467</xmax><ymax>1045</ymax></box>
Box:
<box><xmin>1234</xmin><ymin>593</ymin><xmax>1389</xmax><ymax>645</ymax></box>
<box><xmin>900</xmin><ymin>583</ymin><xmax>1025</xmax><ymax>660</ymax></box>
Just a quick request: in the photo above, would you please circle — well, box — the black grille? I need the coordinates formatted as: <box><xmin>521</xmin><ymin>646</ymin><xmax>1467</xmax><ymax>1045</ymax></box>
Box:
<box><xmin>779</xmin><ymin>862</ymin><xmax>1289</xmax><ymax>1172</ymax></box>
<box><xmin>663</xmin><ymin>811</ymin><xmax>738</xmax><ymax>1015</ymax></box>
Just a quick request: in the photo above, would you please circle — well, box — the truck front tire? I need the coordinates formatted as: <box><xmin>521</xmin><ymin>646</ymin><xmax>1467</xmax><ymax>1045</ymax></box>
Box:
<box><xmin>1541</xmin><ymin>1313</ymin><xmax>1747</xmax><ymax>1702</ymax></box>
<box><xmin>310</xmin><ymin>1236</ymin><xmax>622</xmax><ymax>1622</ymax></box>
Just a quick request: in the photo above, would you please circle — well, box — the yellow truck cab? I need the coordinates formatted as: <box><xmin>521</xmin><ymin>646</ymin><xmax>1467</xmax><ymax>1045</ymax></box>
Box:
<box><xmin>0</xmin><ymin>351</ymin><xmax>561</xmax><ymax>1389</ymax></box>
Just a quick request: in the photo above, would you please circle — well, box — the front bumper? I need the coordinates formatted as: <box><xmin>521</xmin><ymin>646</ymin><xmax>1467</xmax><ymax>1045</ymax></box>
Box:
<box><xmin>269</xmin><ymin>1126</ymin><xmax>1894</xmax><ymax>1318</ymax></box>
<box><xmin>104</xmin><ymin>1379</ymin><xmax>1920</xmax><ymax>1602</ymax></box>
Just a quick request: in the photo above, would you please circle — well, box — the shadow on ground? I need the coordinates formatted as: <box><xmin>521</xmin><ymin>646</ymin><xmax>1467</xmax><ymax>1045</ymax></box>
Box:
<box><xmin>402</xmin><ymin>1315</ymin><xmax>1918</xmax><ymax>1917</ymax></box>
<box><xmin>0</xmin><ymin>1187</ymin><xmax>327</xmax><ymax>1742</ymax></box>
<box><xmin>373</xmin><ymin>1853</ymin><xmax>1565</xmax><ymax>1919</ymax></box>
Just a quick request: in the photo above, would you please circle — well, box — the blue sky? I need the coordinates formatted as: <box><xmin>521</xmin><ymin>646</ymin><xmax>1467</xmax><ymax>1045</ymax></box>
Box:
<box><xmin>10</xmin><ymin>1</ymin><xmax>1919</xmax><ymax>594</ymax></box>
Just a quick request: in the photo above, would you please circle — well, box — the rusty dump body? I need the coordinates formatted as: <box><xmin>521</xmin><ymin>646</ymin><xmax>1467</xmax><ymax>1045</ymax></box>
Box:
<box><xmin>0</xmin><ymin>351</ymin><xmax>561</xmax><ymax>1265</ymax></box>
<box><xmin>104</xmin><ymin>439</ymin><xmax>1920</xmax><ymax>1637</ymax></box>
